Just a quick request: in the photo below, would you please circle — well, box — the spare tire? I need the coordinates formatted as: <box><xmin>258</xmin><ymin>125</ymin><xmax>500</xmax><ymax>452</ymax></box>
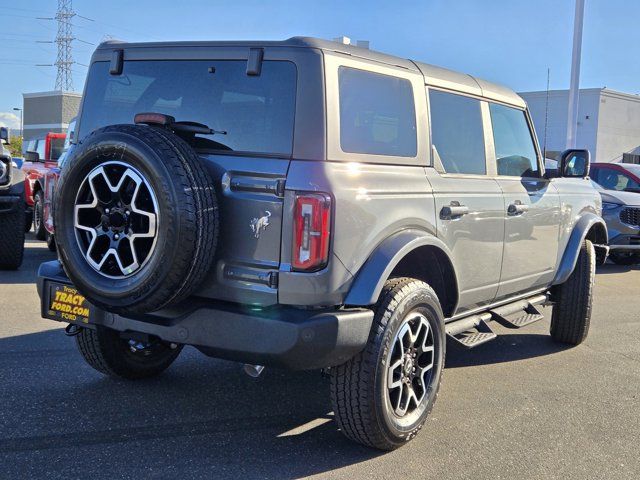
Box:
<box><xmin>54</xmin><ymin>124</ymin><xmax>218</xmax><ymax>314</ymax></box>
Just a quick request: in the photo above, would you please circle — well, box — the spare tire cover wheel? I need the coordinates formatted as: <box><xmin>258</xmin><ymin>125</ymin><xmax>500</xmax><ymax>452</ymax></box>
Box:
<box><xmin>54</xmin><ymin>124</ymin><xmax>218</xmax><ymax>314</ymax></box>
<box><xmin>74</xmin><ymin>161</ymin><xmax>159</xmax><ymax>278</ymax></box>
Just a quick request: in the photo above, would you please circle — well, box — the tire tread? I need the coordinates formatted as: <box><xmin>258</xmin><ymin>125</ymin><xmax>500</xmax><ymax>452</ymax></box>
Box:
<box><xmin>331</xmin><ymin>277</ymin><xmax>443</xmax><ymax>450</ymax></box>
<box><xmin>54</xmin><ymin>124</ymin><xmax>219</xmax><ymax>314</ymax></box>
<box><xmin>550</xmin><ymin>240</ymin><xmax>595</xmax><ymax>345</ymax></box>
<box><xmin>76</xmin><ymin>327</ymin><xmax>182</xmax><ymax>379</ymax></box>
<box><xmin>34</xmin><ymin>190</ymin><xmax>46</xmax><ymax>240</ymax></box>
<box><xmin>0</xmin><ymin>193</ymin><xmax>25</xmax><ymax>270</ymax></box>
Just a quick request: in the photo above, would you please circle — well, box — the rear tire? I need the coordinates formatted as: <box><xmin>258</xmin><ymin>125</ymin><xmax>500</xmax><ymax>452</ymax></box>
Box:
<box><xmin>76</xmin><ymin>326</ymin><xmax>182</xmax><ymax>379</ymax></box>
<box><xmin>0</xmin><ymin>193</ymin><xmax>26</xmax><ymax>270</ymax></box>
<box><xmin>330</xmin><ymin>278</ymin><xmax>445</xmax><ymax>450</ymax></box>
<box><xmin>33</xmin><ymin>190</ymin><xmax>46</xmax><ymax>240</ymax></box>
<box><xmin>550</xmin><ymin>240</ymin><xmax>595</xmax><ymax>345</ymax></box>
<box><xmin>609</xmin><ymin>252</ymin><xmax>640</xmax><ymax>266</ymax></box>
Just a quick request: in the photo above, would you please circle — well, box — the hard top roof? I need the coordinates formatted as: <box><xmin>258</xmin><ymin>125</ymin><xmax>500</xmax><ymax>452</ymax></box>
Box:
<box><xmin>96</xmin><ymin>36</ymin><xmax>525</xmax><ymax>108</ymax></box>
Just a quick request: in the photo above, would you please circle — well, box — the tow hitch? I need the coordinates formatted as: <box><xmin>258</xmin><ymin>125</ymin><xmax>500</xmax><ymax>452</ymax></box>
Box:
<box><xmin>64</xmin><ymin>324</ymin><xmax>82</xmax><ymax>336</ymax></box>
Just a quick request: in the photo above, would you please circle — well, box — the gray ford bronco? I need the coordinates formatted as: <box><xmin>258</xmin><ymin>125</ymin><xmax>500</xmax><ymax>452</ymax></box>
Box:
<box><xmin>37</xmin><ymin>37</ymin><xmax>608</xmax><ymax>450</ymax></box>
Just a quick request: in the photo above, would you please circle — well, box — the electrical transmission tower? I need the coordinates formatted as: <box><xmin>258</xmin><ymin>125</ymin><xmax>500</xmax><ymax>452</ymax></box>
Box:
<box><xmin>54</xmin><ymin>0</ymin><xmax>75</xmax><ymax>91</ymax></box>
<box><xmin>36</xmin><ymin>2</ymin><xmax>94</xmax><ymax>91</ymax></box>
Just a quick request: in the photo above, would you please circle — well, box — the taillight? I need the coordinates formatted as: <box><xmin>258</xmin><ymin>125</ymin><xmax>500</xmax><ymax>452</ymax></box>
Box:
<box><xmin>292</xmin><ymin>193</ymin><xmax>332</xmax><ymax>271</ymax></box>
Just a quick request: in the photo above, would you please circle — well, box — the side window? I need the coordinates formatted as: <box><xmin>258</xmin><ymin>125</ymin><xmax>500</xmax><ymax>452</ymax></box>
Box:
<box><xmin>489</xmin><ymin>103</ymin><xmax>539</xmax><ymax>177</ymax></box>
<box><xmin>429</xmin><ymin>90</ymin><xmax>486</xmax><ymax>175</ymax></box>
<box><xmin>36</xmin><ymin>140</ymin><xmax>45</xmax><ymax>159</ymax></box>
<box><xmin>595</xmin><ymin>167</ymin><xmax>640</xmax><ymax>191</ymax></box>
<box><xmin>338</xmin><ymin>67</ymin><xmax>417</xmax><ymax>157</ymax></box>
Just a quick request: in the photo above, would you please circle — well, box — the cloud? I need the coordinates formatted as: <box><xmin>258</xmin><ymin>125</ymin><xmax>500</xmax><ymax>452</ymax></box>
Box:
<box><xmin>0</xmin><ymin>112</ymin><xmax>20</xmax><ymax>130</ymax></box>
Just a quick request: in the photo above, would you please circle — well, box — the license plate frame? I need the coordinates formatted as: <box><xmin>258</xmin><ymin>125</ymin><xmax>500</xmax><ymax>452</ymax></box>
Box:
<box><xmin>44</xmin><ymin>281</ymin><xmax>92</xmax><ymax>324</ymax></box>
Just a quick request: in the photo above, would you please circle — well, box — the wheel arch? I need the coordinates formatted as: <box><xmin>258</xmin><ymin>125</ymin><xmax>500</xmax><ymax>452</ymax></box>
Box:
<box><xmin>553</xmin><ymin>213</ymin><xmax>607</xmax><ymax>285</ymax></box>
<box><xmin>344</xmin><ymin>229</ymin><xmax>459</xmax><ymax>317</ymax></box>
<box><xmin>32</xmin><ymin>177</ymin><xmax>45</xmax><ymax>196</ymax></box>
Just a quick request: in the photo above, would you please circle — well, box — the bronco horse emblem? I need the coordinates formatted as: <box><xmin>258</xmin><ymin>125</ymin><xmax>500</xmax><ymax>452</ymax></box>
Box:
<box><xmin>250</xmin><ymin>211</ymin><xmax>271</xmax><ymax>239</ymax></box>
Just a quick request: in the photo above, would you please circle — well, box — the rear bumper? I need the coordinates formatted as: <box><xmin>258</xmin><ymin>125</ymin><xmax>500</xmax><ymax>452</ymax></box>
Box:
<box><xmin>37</xmin><ymin>261</ymin><xmax>374</xmax><ymax>370</ymax></box>
<box><xmin>0</xmin><ymin>194</ymin><xmax>21</xmax><ymax>214</ymax></box>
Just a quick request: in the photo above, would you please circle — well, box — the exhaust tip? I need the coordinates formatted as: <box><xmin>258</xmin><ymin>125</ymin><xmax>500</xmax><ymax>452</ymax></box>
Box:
<box><xmin>243</xmin><ymin>364</ymin><xmax>265</xmax><ymax>378</ymax></box>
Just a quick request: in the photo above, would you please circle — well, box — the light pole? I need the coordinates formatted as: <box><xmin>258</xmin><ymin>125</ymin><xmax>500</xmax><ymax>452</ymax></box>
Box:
<box><xmin>12</xmin><ymin>107</ymin><xmax>23</xmax><ymax>138</ymax></box>
<box><xmin>566</xmin><ymin>0</ymin><xmax>585</xmax><ymax>149</ymax></box>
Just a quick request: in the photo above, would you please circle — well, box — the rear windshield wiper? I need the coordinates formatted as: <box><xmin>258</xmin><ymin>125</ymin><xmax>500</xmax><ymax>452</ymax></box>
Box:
<box><xmin>171</xmin><ymin>121</ymin><xmax>227</xmax><ymax>136</ymax></box>
<box><xmin>134</xmin><ymin>112</ymin><xmax>231</xmax><ymax>150</ymax></box>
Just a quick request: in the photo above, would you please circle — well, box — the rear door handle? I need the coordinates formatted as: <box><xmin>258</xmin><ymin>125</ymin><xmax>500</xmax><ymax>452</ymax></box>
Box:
<box><xmin>507</xmin><ymin>201</ymin><xmax>529</xmax><ymax>216</ymax></box>
<box><xmin>440</xmin><ymin>202</ymin><xmax>470</xmax><ymax>220</ymax></box>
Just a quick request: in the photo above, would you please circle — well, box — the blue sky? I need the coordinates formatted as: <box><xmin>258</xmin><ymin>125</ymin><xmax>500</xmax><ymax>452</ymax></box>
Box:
<box><xmin>1</xmin><ymin>0</ymin><xmax>639</xmax><ymax>130</ymax></box>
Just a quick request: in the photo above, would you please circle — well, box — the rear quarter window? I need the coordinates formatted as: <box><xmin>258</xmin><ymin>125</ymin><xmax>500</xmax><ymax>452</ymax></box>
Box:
<box><xmin>338</xmin><ymin>67</ymin><xmax>417</xmax><ymax>157</ymax></box>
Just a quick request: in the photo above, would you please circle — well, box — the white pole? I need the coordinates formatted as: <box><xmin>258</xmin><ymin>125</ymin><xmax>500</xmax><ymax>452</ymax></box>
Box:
<box><xmin>566</xmin><ymin>0</ymin><xmax>585</xmax><ymax>149</ymax></box>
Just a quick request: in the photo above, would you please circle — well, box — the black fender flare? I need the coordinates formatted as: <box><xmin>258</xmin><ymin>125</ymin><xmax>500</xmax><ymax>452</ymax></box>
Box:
<box><xmin>344</xmin><ymin>229</ymin><xmax>459</xmax><ymax>307</ymax></box>
<box><xmin>552</xmin><ymin>213</ymin><xmax>607</xmax><ymax>285</ymax></box>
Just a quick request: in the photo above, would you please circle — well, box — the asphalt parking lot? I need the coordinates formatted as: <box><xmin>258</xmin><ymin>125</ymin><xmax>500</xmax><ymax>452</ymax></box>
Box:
<box><xmin>0</xmin><ymin>235</ymin><xmax>638</xmax><ymax>480</ymax></box>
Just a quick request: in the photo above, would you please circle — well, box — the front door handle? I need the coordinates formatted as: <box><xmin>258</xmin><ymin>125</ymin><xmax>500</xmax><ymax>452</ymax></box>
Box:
<box><xmin>507</xmin><ymin>201</ymin><xmax>529</xmax><ymax>216</ymax></box>
<box><xmin>440</xmin><ymin>202</ymin><xmax>470</xmax><ymax>220</ymax></box>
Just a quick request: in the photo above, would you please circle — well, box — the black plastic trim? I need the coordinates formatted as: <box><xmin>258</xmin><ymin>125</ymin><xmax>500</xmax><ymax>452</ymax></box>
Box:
<box><xmin>246</xmin><ymin>47</ymin><xmax>264</xmax><ymax>76</ymax></box>
<box><xmin>0</xmin><ymin>195</ymin><xmax>21</xmax><ymax>214</ymax></box>
<box><xmin>37</xmin><ymin>261</ymin><xmax>373</xmax><ymax>370</ymax></box>
<box><xmin>109</xmin><ymin>49</ymin><xmax>123</xmax><ymax>75</ymax></box>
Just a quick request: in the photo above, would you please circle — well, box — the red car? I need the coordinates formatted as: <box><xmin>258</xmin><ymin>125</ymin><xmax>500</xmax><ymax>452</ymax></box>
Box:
<box><xmin>20</xmin><ymin>132</ymin><xmax>66</xmax><ymax>239</ymax></box>
<box><xmin>42</xmin><ymin>120</ymin><xmax>76</xmax><ymax>251</ymax></box>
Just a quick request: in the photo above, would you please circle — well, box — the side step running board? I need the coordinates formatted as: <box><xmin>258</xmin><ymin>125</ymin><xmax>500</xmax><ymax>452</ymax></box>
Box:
<box><xmin>445</xmin><ymin>293</ymin><xmax>550</xmax><ymax>348</ymax></box>
<box><xmin>490</xmin><ymin>294</ymin><xmax>547</xmax><ymax>329</ymax></box>
<box><xmin>446</xmin><ymin>313</ymin><xmax>497</xmax><ymax>349</ymax></box>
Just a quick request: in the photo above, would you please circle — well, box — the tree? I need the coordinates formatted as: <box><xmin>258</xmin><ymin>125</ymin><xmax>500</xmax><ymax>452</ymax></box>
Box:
<box><xmin>6</xmin><ymin>136</ymin><xmax>22</xmax><ymax>157</ymax></box>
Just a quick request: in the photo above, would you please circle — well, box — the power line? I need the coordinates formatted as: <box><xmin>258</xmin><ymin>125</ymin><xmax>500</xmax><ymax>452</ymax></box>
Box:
<box><xmin>0</xmin><ymin>5</ymin><xmax>54</xmax><ymax>14</ymax></box>
<box><xmin>3</xmin><ymin>13</ymin><xmax>45</xmax><ymax>20</ymax></box>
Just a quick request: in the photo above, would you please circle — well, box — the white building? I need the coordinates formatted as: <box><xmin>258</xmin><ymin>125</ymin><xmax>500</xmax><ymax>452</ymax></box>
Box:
<box><xmin>519</xmin><ymin>88</ymin><xmax>640</xmax><ymax>163</ymax></box>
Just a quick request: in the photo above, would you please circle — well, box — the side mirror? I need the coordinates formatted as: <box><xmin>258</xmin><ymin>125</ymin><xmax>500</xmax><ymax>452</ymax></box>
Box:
<box><xmin>24</xmin><ymin>151</ymin><xmax>40</xmax><ymax>162</ymax></box>
<box><xmin>0</xmin><ymin>127</ymin><xmax>9</xmax><ymax>145</ymax></box>
<box><xmin>559</xmin><ymin>149</ymin><xmax>590</xmax><ymax>178</ymax></box>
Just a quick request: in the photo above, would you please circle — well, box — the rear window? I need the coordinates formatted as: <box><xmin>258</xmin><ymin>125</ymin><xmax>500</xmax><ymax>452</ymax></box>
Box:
<box><xmin>338</xmin><ymin>67</ymin><xmax>417</xmax><ymax>157</ymax></box>
<box><xmin>49</xmin><ymin>137</ymin><xmax>65</xmax><ymax>160</ymax></box>
<box><xmin>79</xmin><ymin>60</ymin><xmax>297</xmax><ymax>156</ymax></box>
